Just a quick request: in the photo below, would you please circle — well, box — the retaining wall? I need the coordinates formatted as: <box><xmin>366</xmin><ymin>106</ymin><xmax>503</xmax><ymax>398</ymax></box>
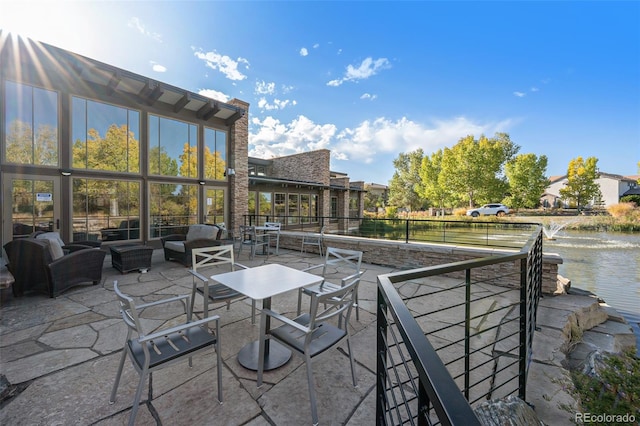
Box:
<box><xmin>279</xmin><ymin>232</ymin><xmax>562</xmax><ymax>294</ymax></box>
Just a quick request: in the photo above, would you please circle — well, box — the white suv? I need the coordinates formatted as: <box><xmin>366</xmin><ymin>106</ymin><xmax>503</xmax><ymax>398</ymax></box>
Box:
<box><xmin>466</xmin><ymin>203</ymin><xmax>510</xmax><ymax>217</ymax></box>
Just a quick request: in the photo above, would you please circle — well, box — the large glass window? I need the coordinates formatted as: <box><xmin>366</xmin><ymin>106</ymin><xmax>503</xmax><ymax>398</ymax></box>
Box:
<box><xmin>300</xmin><ymin>194</ymin><xmax>310</xmax><ymax>223</ymax></box>
<box><xmin>72</xmin><ymin>97</ymin><xmax>140</xmax><ymax>172</ymax></box>
<box><xmin>204</xmin><ymin>128</ymin><xmax>227</xmax><ymax>180</ymax></box>
<box><xmin>149</xmin><ymin>183</ymin><xmax>198</xmax><ymax>237</ymax></box>
<box><xmin>349</xmin><ymin>193</ymin><xmax>359</xmax><ymax>218</ymax></box>
<box><xmin>149</xmin><ymin>115</ymin><xmax>198</xmax><ymax>177</ymax></box>
<box><xmin>72</xmin><ymin>178</ymin><xmax>140</xmax><ymax>242</ymax></box>
<box><xmin>4</xmin><ymin>81</ymin><xmax>58</xmax><ymax>165</ymax></box>
<box><xmin>288</xmin><ymin>193</ymin><xmax>299</xmax><ymax>224</ymax></box>
<box><xmin>248</xmin><ymin>191</ymin><xmax>257</xmax><ymax>220</ymax></box>
<box><xmin>311</xmin><ymin>194</ymin><xmax>318</xmax><ymax>222</ymax></box>
<box><xmin>274</xmin><ymin>193</ymin><xmax>286</xmax><ymax>221</ymax></box>
<box><xmin>258</xmin><ymin>192</ymin><xmax>272</xmax><ymax>224</ymax></box>
<box><xmin>331</xmin><ymin>196</ymin><xmax>338</xmax><ymax>218</ymax></box>
<box><xmin>205</xmin><ymin>188</ymin><xmax>225</xmax><ymax>225</ymax></box>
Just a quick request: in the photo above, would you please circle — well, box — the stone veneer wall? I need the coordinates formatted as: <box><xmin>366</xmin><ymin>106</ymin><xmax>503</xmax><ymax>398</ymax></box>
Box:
<box><xmin>279</xmin><ymin>233</ymin><xmax>561</xmax><ymax>294</ymax></box>
<box><xmin>270</xmin><ymin>150</ymin><xmax>331</xmax><ymax>185</ymax></box>
<box><xmin>228</xmin><ymin>99</ymin><xmax>249</xmax><ymax>234</ymax></box>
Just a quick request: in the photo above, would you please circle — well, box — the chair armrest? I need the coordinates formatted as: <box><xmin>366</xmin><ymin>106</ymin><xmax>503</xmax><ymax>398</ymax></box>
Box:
<box><xmin>139</xmin><ymin>314</ymin><xmax>220</xmax><ymax>343</ymax></box>
<box><xmin>183</xmin><ymin>238</ymin><xmax>222</xmax><ymax>250</ymax></box>
<box><xmin>62</xmin><ymin>243</ymin><xmax>94</xmax><ymax>253</ymax></box>
<box><xmin>262</xmin><ymin>308</ymin><xmax>309</xmax><ymax>333</ymax></box>
<box><xmin>136</xmin><ymin>294</ymin><xmax>191</xmax><ymax>311</ymax></box>
<box><xmin>340</xmin><ymin>271</ymin><xmax>364</xmax><ymax>284</ymax></box>
<box><xmin>188</xmin><ymin>269</ymin><xmax>208</xmax><ymax>283</ymax></box>
<box><xmin>74</xmin><ymin>240</ymin><xmax>102</xmax><ymax>248</ymax></box>
<box><xmin>160</xmin><ymin>234</ymin><xmax>186</xmax><ymax>246</ymax></box>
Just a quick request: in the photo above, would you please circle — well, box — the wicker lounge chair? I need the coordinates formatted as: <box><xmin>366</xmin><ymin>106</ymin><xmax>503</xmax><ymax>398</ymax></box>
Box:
<box><xmin>3</xmin><ymin>238</ymin><xmax>106</xmax><ymax>298</ymax></box>
<box><xmin>161</xmin><ymin>224</ymin><xmax>224</xmax><ymax>266</ymax></box>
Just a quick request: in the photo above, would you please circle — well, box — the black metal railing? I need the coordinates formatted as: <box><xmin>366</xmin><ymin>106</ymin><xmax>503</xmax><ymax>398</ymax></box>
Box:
<box><xmin>376</xmin><ymin>227</ymin><xmax>543</xmax><ymax>425</ymax></box>
<box><xmin>244</xmin><ymin>215</ymin><xmax>540</xmax><ymax>249</ymax></box>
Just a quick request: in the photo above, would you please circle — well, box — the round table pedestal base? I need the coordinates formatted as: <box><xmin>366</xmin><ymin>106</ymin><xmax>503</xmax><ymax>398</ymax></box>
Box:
<box><xmin>238</xmin><ymin>340</ymin><xmax>291</xmax><ymax>371</ymax></box>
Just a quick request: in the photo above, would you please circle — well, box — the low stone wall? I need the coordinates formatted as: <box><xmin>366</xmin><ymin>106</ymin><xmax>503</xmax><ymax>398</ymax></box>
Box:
<box><xmin>280</xmin><ymin>232</ymin><xmax>562</xmax><ymax>294</ymax></box>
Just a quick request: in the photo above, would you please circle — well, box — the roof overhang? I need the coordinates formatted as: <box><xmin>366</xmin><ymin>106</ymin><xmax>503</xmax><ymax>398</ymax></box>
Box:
<box><xmin>0</xmin><ymin>31</ymin><xmax>245</xmax><ymax>125</ymax></box>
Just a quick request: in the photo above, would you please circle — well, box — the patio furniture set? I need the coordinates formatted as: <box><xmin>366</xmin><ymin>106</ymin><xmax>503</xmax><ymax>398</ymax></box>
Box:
<box><xmin>2</xmin><ymin>221</ymin><xmax>352</xmax><ymax>424</ymax></box>
<box><xmin>109</xmin><ymin>235</ymin><xmax>364</xmax><ymax>425</ymax></box>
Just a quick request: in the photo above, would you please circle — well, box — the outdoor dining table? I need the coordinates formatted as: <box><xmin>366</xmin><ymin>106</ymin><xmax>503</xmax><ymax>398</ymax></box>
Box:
<box><xmin>211</xmin><ymin>263</ymin><xmax>323</xmax><ymax>370</ymax></box>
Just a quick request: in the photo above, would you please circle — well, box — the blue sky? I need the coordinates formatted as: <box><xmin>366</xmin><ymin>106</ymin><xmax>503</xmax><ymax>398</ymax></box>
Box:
<box><xmin>2</xmin><ymin>1</ymin><xmax>639</xmax><ymax>184</ymax></box>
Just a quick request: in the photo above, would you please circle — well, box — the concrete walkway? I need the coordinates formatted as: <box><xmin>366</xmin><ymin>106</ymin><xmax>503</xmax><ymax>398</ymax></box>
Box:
<box><xmin>0</xmin><ymin>247</ymin><xmax>634</xmax><ymax>425</ymax></box>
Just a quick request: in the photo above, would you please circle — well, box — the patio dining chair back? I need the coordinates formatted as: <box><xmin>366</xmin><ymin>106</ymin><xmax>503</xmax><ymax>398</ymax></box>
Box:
<box><xmin>263</xmin><ymin>221</ymin><xmax>281</xmax><ymax>255</ymax></box>
<box><xmin>110</xmin><ymin>281</ymin><xmax>222</xmax><ymax>426</ymax></box>
<box><xmin>298</xmin><ymin>246</ymin><xmax>364</xmax><ymax>320</ymax></box>
<box><xmin>238</xmin><ymin>225</ymin><xmax>270</xmax><ymax>259</ymax></box>
<box><xmin>301</xmin><ymin>226</ymin><xmax>325</xmax><ymax>256</ymax></box>
<box><xmin>257</xmin><ymin>273</ymin><xmax>360</xmax><ymax>425</ymax></box>
<box><xmin>190</xmin><ymin>245</ymin><xmax>257</xmax><ymax>323</ymax></box>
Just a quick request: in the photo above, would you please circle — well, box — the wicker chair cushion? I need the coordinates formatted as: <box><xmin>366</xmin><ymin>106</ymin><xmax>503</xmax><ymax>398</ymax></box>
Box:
<box><xmin>164</xmin><ymin>240</ymin><xmax>186</xmax><ymax>253</ymax></box>
<box><xmin>37</xmin><ymin>234</ymin><xmax>65</xmax><ymax>259</ymax></box>
<box><xmin>186</xmin><ymin>224</ymin><xmax>218</xmax><ymax>241</ymax></box>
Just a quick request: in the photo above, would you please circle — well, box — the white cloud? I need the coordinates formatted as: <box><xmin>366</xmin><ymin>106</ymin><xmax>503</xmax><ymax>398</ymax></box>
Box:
<box><xmin>150</xmin><ymin>62</ymin><xmax>166</xmax><ymax>72</ymax></box>
<box><xmin>255</xmin><ymin>80</ymin><xmax>276</xmax><ymax>95</ymax></box>
<box><xmin>327</xmin><ymin>57</ymin><xmax>390</xmax><ymax>86</ymax></box>
<box><xmin>530</xmin><ymin>87</ymin><xmax>539</xmax><ymax>92</ymax></box>
<box><xmin>257</xmin><ymin>97</ymin><xmax>297</xmax><ymax>111</ymax></box>
<box><xmin>313</xmin><ymin>43</ymin><xmax>320</xmax><ymax>49</ymax></box>
<box><xmin>513</xmin><ymin>91</ymin><xmax>526</xmax><ymax>97</ymax></box>
<box><xmin>360</xmin><ymin>93</ymin><xmax>377</xmax><ymax>101</ymax></box>
<box><xmin>128</xmin><ymin>17</ymin><xmax>162</xmax><ymax>42</ymax></box>
<box><xmin>198</xmin><ymin>89</ymin><xmax>230</xmax><ymax>103</ymax></box>
<box><xmin>249</xmin><ymin>115</ymin><xmax>337</xmax><ymax>158</ymax></box>
<box><xmin>249</xmin><ymin>114</ymin><xmax>513</xmax><ymax>167</ymax></box>
<box><xmin>193</xmin><ymin>49</ymin><xmax>249</xmax><ymax>81</ymax></box>
<box><xmin>300</xmin><ymin>47</ymin><xmax>309</xmax><ymax>56</ymax></box>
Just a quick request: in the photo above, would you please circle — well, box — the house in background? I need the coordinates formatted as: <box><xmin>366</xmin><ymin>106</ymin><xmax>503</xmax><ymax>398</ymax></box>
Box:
<box><xmin>364</xmin><ymin>182</ymin><xmax>389</xmax><ymax>212</ymax></box>
<box><xmin>542</xmin><ymin>173</ymin><xmax>640</xmax><ymax>208</ymax></box>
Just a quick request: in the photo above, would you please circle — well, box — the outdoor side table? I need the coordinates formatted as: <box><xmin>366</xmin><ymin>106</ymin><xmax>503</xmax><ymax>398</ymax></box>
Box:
<box><xmin>110</xmin><ymin>245</ymin><xmax>154</xmax><ymax>274</ymax></box>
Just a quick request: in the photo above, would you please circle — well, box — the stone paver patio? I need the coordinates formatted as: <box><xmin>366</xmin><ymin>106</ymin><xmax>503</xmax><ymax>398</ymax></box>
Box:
<box><xmin>1</xmin><ymin>244</ymin><xmax>624</xmax><ymax>425</ymax></box>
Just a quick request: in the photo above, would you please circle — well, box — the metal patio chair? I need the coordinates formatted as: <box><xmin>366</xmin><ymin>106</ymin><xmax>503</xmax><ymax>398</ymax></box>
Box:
<box><xmin>109</xmin><ymin>281</ymin><xmax>222</xmax><ymax>426</ymax></box>
<box><xmin>298</xmin><ymin>246</ymin><xmax>364</xmax><ymax>320</ymax></box>
<box><xmin>237</xmin><ymin>225</ymin><xmax>270</xmax><ymax>259</ymax></box>
<box><xmin>263</xmin><ymin>221</ymin><xmax>282</xmax><ymax>255</ymax></box>
<box><xmin>301</xmin><ymin>226</ymin><xmax>325</xmax><ymax>256</ymax></box>
<box><xmin>257</xmin><ymin>273</ymin><xmax>360</xmax><ymax>425</ymax></box>
<box><xmin>189</xmin><ymin>245</ymin><xmax>257</xmax><ymax>324</ymax></box>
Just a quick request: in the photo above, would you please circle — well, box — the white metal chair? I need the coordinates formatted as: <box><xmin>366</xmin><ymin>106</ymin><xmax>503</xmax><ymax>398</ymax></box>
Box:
<box><xmin>263</xmin><ymin>222</ymin><xmax>281</xmax><ymax>255</ymax></box>
<box><xmin>298</xmin><ymin>247</ymin><xmax>364</xmax><ymax>320</ymax></box>
<box><xmin>301</xmin><ymin>226</ymin><xmax>325</xmax><ymax>256</ymax></box>
<box><xmin>110</xmin><ymin>281</ymin><xmax>222</xmax><ymax>426</ymax></box>
<box><xmin>257</xmin><ymin>274</ymin><xmax>360</xmax><ymax>425</ymax></box>
<box><xmin>189</xmin><ymin>245</ymin><xmax>257</xmax><ymax>323</ymax></box>
<box><xmin>238</xmin><ymin>225</ymin><xmax>270</xmax><ymax>259</ymax></box>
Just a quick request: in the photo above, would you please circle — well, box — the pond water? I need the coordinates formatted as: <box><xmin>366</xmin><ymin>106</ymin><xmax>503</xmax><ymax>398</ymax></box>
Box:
<box><xmin>544</xmin><ymin>230</ymin><xmax>640</xmax><ymax>352</ymax></box>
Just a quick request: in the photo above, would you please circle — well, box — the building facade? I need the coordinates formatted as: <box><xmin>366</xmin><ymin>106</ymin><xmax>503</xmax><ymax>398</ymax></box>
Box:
<box><xmin>1</xmin><ymin>32</ymin><xmax>248</xmax><ymax>247</ymax></box>
<box><xmin>1</xmin><ymin>33</ymin><xmax>365</xmax><ymax>250</ymax></box>
<box><xmin>247</xmin><ymin>150</ymin><xmax>365</xmax><ymax>232</ymax></box>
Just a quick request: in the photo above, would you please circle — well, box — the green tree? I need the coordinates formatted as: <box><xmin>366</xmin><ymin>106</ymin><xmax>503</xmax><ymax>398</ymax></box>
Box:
<box><xmin>387</xmin><ymin>149</ymin><xmax>426</xmax><ymax>211</ymax></box>
<box><xmin>504</xmin><ymin>153</ymin><xmax>550</xmax><ymax>209</ymax></box>
<box><xmin>5</xmin><ymin>119</ymin><xmax>58</xmax><ymax>165</ymax></box>
<box><xmin>440</xmin><ymin>133</ymin><xmax>519</xmax><ymax>207</ymax></box>
<box><xmin>417</xmin><ymin>149</ymin><xmax>455</xmax><ymax>214</ymax></box>
<box><xmin>559</xmin><ymin>156</ymin><xmax>601</xmax><ymax>211</ymax></box>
